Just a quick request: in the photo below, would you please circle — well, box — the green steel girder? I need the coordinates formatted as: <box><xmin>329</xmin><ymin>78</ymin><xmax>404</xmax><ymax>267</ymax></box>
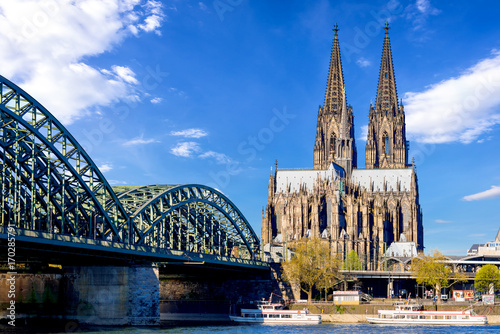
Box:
<box><xmin>0</xmin><ymin>75</ymin><xmax>261</xmax><ymax>262</ymax></box>
<box><xmin>121</xmin><ymin>184</ymin><xmax>260</xmax><ymax>259</ymax></box>
<box><xmin>0</xmin><ymin>75</ymin><xmax>129</xmax><ymax>243</ymax></box>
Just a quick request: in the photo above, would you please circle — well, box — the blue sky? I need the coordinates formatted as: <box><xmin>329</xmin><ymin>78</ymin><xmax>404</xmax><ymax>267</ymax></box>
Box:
<box><xmin>1</xmin><ymin>0</ymin><xmax>500</xmax><ymax>255</ymax></box>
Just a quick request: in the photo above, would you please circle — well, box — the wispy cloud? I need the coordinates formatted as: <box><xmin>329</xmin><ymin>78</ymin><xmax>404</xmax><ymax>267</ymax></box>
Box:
<box><xmin>123</xmin><ymin>136</ymin><xmax>159</xmax><ymax>146</ymax></box>
<box><xmin>150</xmin><ymin>97</ymin><xmax>162</xmax><ymax>104</ymax></box>
<box><xmin>198</xmin><ymin>2</ymin><xmax>208</xmax><ymax>12</ymax></box>
<box><xmin>170</xmin><ymin>128</ymin><xmax>208</xmax><ymax>138</ymax></box>
<box><xmin>356</xmin><ymin>57</ymin><xmax>371</xmax><ymax>68</ymax></box>
<box><xmin>404</xmin><ymin>0</ymin><xmax>441</xmax><ymax>31</ymax></box>
<box><xmin>0</xmin><ymin>1</ymin><xmax>166</xmax><ymax>124</ymax></box>
<box><xmin>405</xmin><ymin>51</ymin><xmax>500</xmax><ymax>144</ymax></box>
<box><xmin>108</xmin><ymin>180</ymin><xmax>128</xmax><ymax>186</ymax></box>
<box><xmin>171</xmin><ymin>142</ymin><xmax>201</xmax><ymax>157</ymax></box>
<box><xmin>435</xmin><ymin>219</ymin><xmax>452</xmax><ymax>224</ymax></box>
<box><xmin>108</xmin><ymin>65</ymin><xmax>139</xmax><ymax>85</ymax></box>
<box><xmin>98</xmin><ymin>163</ymin><xmax>113</xmax><ymax>173</ymax></box>
<box><xmin>199</xmin><ymin>151</ymin><xmax>232</xmax><ymax>164</ymax></box>
<box><xmin>463</xmin><ymin>185</ymin><xmax>500</xmax><ymax>201</ymax></box>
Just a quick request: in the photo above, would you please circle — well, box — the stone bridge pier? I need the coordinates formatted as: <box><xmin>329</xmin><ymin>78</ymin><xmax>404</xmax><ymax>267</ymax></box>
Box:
<box><xmin>65</xmin><ymin>265</ymin><xmax>160</xmax><ymax>325</ymax></box>
<box><xmin>0</xmin><ymin>264</ymin><xmax>160</xmax><ymax>326</ymax></box>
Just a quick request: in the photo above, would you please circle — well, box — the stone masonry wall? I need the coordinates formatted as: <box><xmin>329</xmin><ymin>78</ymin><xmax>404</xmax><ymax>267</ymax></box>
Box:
<box><xmin>0</xmin><ymin>265</ymin><xmax>160</xmax><ymax>326</ymax></box>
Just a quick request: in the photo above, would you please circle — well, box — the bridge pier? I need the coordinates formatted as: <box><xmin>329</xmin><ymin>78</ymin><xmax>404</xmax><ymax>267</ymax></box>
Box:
<box><xmin>0</xmin><ymin>264</ymin><xmax>160</xmax><ymax>326</ymax></box>
<box><xmin>66</xmin><ymin>265</ymin><xmax>160</xmax><ymax>325</ymax></box>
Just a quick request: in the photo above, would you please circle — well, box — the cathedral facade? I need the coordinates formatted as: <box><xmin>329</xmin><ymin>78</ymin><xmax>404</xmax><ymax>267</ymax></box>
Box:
<box><xmin>262</xmin><ymin>24</ymin><xmax>423</xmax><ymax>270</ymax></box>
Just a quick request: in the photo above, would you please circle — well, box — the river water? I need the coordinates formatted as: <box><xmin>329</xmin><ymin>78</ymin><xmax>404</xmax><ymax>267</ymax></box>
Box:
<box><xmin>11</xmin><ymin>323</ymin><xmax>500</xmax><ymax>334</ymax></box>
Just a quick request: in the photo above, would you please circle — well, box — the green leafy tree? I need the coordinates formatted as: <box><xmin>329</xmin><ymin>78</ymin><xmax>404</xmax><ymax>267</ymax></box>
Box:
<box><xmin>475</xmin><ymin>264</ymin><xmax>500</xmax><ymax>293</ymax></box>
<box><xmin>281</xmin><ymin>238</ymin><xmax>340</xmax><ymax>302</ymax></box>
<box><xmin>412</xmin><ymin>249</ymin><xmax>467</xmax><ymax>303</ymax></box>
<box><xmin>342</xmin><ymin>250</ymin><xmax>363</xmax><ymax>271</ymax></box>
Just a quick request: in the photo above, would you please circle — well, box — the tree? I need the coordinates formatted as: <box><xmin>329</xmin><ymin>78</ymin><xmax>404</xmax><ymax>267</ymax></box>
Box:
<box><xmin>343</xmin><ymin>250</ymin><xmax>363</xmax><ymax>271</ymax></box>
<box><xmin>411</xmin><ymin>249</ymin><xmax>467</xmax><ymax>303</ymax></box>
<box><xmin>281</xmin><ymin>238</ymin><xmax>341</xmax><ymax>302</ymax></box>
<box><xmin>475</xmin><ymin>264</ymin><xmax>500</xmax><ymax>294</ymax></box>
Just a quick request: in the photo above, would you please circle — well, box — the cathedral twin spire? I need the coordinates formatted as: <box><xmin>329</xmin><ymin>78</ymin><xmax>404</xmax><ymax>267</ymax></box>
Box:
<box><xmin>314</xmin><ymin>22</ymin><xmax>408</xmax><ymax>173</ymax></box>
<box><xmin>314</xmin><ymin>24</ymin><xmax>356</xmax><ymax>173</ymax></box>
<box><xmin>366</xmin><ymin>22</ymin><xmax>408</xmax><ymax>169</ymax></box>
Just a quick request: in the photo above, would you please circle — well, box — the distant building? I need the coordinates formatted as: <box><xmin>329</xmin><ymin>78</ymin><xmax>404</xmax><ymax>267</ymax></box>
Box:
<box><xmin>262</xmin><ymin>24</ymin><xmax>423</xmax><ymax>270</ymax></box>
<box><xmin>467</xmin><ymin>244</ymin><xmax>481</xmax><ymax>256</ymax></box>
<box><xmin>469</xmin><ymin>228</ymin><xmax>500</xmax><ymax>256</ymax></box>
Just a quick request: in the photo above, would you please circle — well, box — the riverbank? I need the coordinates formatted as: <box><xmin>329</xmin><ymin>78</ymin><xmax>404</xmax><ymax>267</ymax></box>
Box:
<box><xmin>319</xmin><ymin>313</ymin><xmax>500</xmax><ymax>324</ymax></box>
<box><xmin>3</xmin><ymin>300</ymin><xmax>500</xmax><ymax>326</ymax></box>
<box><xmin>291</xmin><ymin>301</ymin><xmax>500</xmax><ymax>324</ymax></box>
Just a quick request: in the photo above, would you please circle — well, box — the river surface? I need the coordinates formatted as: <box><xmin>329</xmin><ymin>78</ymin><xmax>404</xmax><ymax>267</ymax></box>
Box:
<box><xmin>8</xmin><ymin>323</ymin><xmax>500</xmax><ymax>334</ymax></box>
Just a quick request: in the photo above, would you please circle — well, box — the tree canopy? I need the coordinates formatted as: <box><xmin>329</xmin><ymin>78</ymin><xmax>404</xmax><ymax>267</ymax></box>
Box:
<box><xmin>281</xmin><ymin>238</ymin><xmax>341</xmax><ymax>302</ymax></box>
<box><xmin>411</xmin><ymin>249</ymin><xmax>467</xmax><ymax>302</ymax></box>
<box><xmin>343</xmin><ymin>250</ymin><xmax>363</xmax><ymax>271</ymax></box>
<box><xmin>475</xmin><ymin>264</ymin><xmax>500</xmax><ymax>293</ymax></box>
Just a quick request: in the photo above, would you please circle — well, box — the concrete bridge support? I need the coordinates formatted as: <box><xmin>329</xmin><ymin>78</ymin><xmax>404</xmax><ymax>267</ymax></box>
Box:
<box><xmin>0</xmin><ymin>265</ymin><xmax>160</xmax><ymax>326</ymax></box>
<box><xmin>64</xmin><ymin>265</ymin><xmax>160</xmax><ymax>325</ymax></box>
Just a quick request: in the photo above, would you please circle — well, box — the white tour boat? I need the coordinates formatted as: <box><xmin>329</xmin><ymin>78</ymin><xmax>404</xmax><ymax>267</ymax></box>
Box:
<box><xmin>366</xmin><ymin>302</ymin><xmax>487</xmax><ymax>325</ymax></box>
<box><xmin>229</xmin><ymin>300</ymin><xmax>322</xmax><ymax>324</ymax></box>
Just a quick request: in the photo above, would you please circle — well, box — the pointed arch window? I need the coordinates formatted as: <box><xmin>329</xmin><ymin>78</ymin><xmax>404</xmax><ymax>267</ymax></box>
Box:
<box><xmin>330</xmin><ymin>134</ymin><xmax>336</xmax><ymax>158</ymax></box>
<box><xmin>382</xmin><ymin>132</ymin><xmax>389</xmax><ymax>154</ymax></box>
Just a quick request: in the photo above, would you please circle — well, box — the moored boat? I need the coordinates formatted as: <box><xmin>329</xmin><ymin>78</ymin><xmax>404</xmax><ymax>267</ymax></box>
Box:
<box><xmin>229</xmin><ymin>300</ymin><xmax>321</xmax><ymax>324</ymax></box>
<box><xmin>366</xmin><ymin>301</ymin><xmax>487</xmax><ymax>325</ymax></box>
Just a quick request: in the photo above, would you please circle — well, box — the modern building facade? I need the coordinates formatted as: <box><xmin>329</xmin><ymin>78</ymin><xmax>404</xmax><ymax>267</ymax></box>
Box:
<box><xmin>262</xmin><ymin>24</ymin><xmax>424</xmax><ymax>269</ymax></box>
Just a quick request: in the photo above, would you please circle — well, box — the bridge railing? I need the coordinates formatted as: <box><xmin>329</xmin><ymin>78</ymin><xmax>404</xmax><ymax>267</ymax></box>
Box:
<box><xmin>1</xmin><ymin>227</ymin><xmax>268</xmax><ymax>269</ymax></box>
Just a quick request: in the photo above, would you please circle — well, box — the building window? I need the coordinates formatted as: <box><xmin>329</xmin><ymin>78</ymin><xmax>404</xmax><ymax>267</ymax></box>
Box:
<box><xmin>330</xmin><ymin>134</ymin><xmax>336</xmax><ymax>158</ymax></box>
<box><xmin>382</xmin><ymin>133</ymin><xmax>389</xmax><ymax>154</ymax></box>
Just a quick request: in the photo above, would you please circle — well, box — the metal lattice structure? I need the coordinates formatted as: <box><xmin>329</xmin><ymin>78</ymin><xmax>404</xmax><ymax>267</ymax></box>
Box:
<box><xmin>118</xmin><ymin>184</ymin><xmax>260</xmax><ymax>258</ymax></box>
<box><xmin>0</xmin><ymin>75</ymin><xmax>260</xmax><ymax>262</ymax></box>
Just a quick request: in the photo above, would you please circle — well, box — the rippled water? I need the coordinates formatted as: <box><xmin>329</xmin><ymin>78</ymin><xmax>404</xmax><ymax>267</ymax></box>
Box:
<box><xmin>22</xmin><ymin>323</ymin><xmax>500</xmax><ymax>334</ymax></box>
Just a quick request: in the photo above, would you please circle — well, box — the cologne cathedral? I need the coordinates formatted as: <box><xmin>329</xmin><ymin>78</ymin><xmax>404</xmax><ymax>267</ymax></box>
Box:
<box><xmin>262</xmin><ymin>24</ymin><xmax>424</xmax><ymax>269</ymax></box>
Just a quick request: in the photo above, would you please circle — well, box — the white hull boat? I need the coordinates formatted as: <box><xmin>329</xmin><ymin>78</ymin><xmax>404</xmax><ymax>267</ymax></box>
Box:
<box><xmin>229</xmin><ymin>301</ymin><xmax>321</xmax><ymax>324</ymax></box>
<box><xmin>367</xmin><ymin>302</ymin><xmax>487</xmax><ymax>325</ymax></box>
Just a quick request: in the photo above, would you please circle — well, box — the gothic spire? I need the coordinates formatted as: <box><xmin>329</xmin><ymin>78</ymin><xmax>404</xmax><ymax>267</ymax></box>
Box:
<box><xmin>375</xmin><ymin>22</ymin><xmax>399</xmax><ymax>115</ymax></box>
<box><xmin>365</xmin><ymin>23</ymin><xmax>408</xmax><ymax>169</ymax></box>
<box><xmin>324</xmin><ymin>23</ymin><xmax>345</xmax><ymax>116</ymax></box>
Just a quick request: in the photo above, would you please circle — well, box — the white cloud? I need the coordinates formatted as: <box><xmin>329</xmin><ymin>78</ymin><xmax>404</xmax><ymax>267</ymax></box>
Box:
<box><xmin>416</xmin><ymin>0</ymin><xmax>440</xmax><ymax>15</ymax></box>
<box><xmin>405</xmin><ymin>51</ymin><xmax>500</xmax><ymax>144</ymax></box>
<box><xmin>405</xmin><ymin>0</ymin><xmax>441</xmax><ymax>30</ymax></box>
<box><xmin>123</xmin><ymin>136</ymin><xmax>159</xmax><ymax>146</ymax></box>
<box><xmin>111</xmin><ymin>65</ymin><xmax>138</xmax><ymax>84</ymax></box>
<box><xmin>435</xmin><ymin>219</ymin><xmax>452</xmax><ymax>224</ymax></box>
<box><xmin>171</xmin><ymin>142</ymin><xmax>200</xmax><ymax>157</ymax></box>
<box><xmin>199</xmin><ymin>151</ymin><xmax>232</xmax><ymax>164</ymax></box>
<box><xmin>108</xmin><ymin>179</ymin><xmax>128</xmax><ymax>186</ymax></box>
<box><xmin>0</xmin><ymin>1</ymin><xmax>165</xmax><ymax>124</ymax></box>
<box><xmin>463</xmin><ymin>186</ymin><xmax>500</xmax><ymax>201</ymax></box>
<box><xmin>358</xmin><ymin>125</ymin><xmax>368</xmax><ymax>141</ymax></box>
<box><xmin>98</xmin><ymin>163</ymin><xmax>113</xmax><ymax>173</ymax></box>
<box><xmin>356</xmin><ymin>57</ymin><xmax>371</xmax><ymax>68</ymax></box>
<box><xmin>170</xmin><ymin>129</ymin><xmax>208</xmax><ymax>138</ymax></box>
<box><xmin>150</xmin><ymin>97</ymin><xmax>162</xmax><ymax>104</ymax></box>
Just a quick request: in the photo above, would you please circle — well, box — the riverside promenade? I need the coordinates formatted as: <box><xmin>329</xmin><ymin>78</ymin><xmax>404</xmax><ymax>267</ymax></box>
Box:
<box><xmin>288</xmin><ymin>300</ymin><xmax>500</xmax><ymax>324</ymax></box>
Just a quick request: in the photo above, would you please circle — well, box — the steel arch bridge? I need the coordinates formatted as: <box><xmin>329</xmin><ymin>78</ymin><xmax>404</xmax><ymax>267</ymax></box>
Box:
<box><xmin>0</xmin><ymin>75</ymin><xmax>262</xmax><ymax>268</ymax></box>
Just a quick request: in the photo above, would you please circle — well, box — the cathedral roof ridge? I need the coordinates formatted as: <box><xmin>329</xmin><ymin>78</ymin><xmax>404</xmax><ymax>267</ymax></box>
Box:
<box><xmin>277</xmin><ymin>167</ymin><xmax>317</xmax><ymax>171</ymax></box>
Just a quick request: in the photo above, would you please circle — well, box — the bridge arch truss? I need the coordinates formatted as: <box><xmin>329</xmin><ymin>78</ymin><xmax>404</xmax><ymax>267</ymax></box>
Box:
<box><xmin>0</xmin><ymin>75</ymin><xmax>260</xmax><ymax>262</ymax></box>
